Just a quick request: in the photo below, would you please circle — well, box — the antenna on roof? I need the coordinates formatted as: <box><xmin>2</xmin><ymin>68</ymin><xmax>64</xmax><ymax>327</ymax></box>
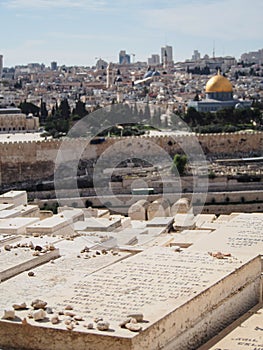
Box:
<box><xmin>213</xmin><ymin>40</ymin><xmax>215</xmax><ymax>59</ymax></box>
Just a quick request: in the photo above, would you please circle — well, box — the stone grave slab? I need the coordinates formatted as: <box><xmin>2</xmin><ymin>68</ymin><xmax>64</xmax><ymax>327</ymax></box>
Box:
<box><xmin>191</xmin><ymin>213</ymin><xmax>263</xmax><ymax>254</ymax></box>
<box><xmin>0</xmin><ymin>246</ymin><xmax>261</xmax><ymax>350</ymax></box>
<box><xmin>0</xmin><ymin>243</ymin><xmax>59</xmax><ymax>282</ymax></box>
<box><xmin>74</xmin><ymin>217</ymin><xmax>121</xmax><ymax>232</ymax></box>
<box><xmin>0</xmin><ymin>217</ymin><xmax>40</xmax><ymax>235</ymax></box>
<box><xmin>26</xmin><ymin>215</ymin><xmax>74</xmax><ymax>236</ymax></box>
<box><xmin>146</xmin><ymin>216</ymin><xmax>174</xmax><ymax>228</ymax></box>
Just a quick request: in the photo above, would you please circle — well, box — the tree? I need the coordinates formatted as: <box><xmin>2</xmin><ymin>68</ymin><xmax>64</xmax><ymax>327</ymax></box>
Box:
<box><xmin>73</xmin><ymin>99</ymin><xmax>87</xmax><ymax>118</ymax></box>
<box><xmin>59</xmin><ymin>98</ymin><xmax>71</xmax><ymax>119</ymax></box>
<box><xmin>171</xmin><ymin>154</ymin><xmax>188</xmax><ymax>176</ymax></box>
<box><xmin>40</xmin><ymin>99</ymin><xmax>48</xmax><ymax>123</ymax></box>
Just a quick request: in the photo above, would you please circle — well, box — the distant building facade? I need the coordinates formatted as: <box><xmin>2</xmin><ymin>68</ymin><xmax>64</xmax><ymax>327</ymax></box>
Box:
<box><xmin>0</xmin><ymin>108</ymin><xmax>39</xmax><ymax>133</ymax></box>
<box><xmin>148</xmin><ymin>54</ymin><xmax>160</xmax><ymax>66</ymax></box>
<box><xmin>241</xmin><ymin>48</ymin><xmax>263</xmax><ymax>64</ymax></box>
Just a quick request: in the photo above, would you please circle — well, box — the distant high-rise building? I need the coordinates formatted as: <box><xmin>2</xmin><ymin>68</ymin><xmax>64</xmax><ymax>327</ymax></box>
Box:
<box><xmin>192</xmin><ymin>50</ymin><xmax>201</xmax><ymax>61</ymax></box>
<box><xmin>119</xmin><ymin>50</ymin><xmax>131</xmax><ymax>65</ymax></box>
<box><xmin>51</xmin><ymin>61</ymin><xmax>57</xmax><ymax>71</ymax></box>
<box><xmin>148</xmin><ymin>54</ymin><xmax>160</xmax><ymax>66</ymax></box>
<box><xmin>161</xmin><ymin>45</ymin><xmax>173</xmax><ymax>65</ymax></box>
<box><xmin>240</xmin><ymin>48</ymin><xmax>263</xmax><ymax>64</ymax></box>
<box><xmin>0</xmin><ymin>55</ymin><xmax>3</xmax><ymax>78</ymax></box>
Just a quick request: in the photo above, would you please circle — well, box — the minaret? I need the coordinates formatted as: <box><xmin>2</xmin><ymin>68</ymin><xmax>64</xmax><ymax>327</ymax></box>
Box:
<box><xmin>106</xmin><ymin>62</ymin><xmax>113</xmax><ymax>89</ymax></box>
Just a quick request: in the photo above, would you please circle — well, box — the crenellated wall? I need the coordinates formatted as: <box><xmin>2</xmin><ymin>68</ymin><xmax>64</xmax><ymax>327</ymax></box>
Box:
<box><xmin>0</xmin><ymin>132</ymin><xmax>262</xmax><ymax>185</ymax></box>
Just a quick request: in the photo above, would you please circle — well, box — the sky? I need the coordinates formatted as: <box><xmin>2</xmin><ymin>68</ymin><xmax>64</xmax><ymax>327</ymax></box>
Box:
<box><xmin>0</xmin><ymin>0</ymin><xmax>262</xmax><ymax>67</ymax></box>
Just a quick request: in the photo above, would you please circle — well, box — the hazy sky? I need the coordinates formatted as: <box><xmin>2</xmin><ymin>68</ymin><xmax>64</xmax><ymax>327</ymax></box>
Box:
<box><xmin>1</xmin><ymin>0</ymin><xmax>262</xmax><ymax>67</ymax></box>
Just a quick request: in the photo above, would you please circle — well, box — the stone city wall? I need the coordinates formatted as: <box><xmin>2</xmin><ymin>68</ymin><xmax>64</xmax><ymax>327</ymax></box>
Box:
<box><xmin>0</xmin><ymin>132</ymin><xmax>262</xmax><ymax>185</ymax></box>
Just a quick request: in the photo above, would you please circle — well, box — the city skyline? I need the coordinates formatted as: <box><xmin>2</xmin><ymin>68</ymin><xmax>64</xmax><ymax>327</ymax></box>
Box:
<box><xmin>0</xmin><ymin>0</ymin><xmax>263</xmax><ymax>67</ymax></box>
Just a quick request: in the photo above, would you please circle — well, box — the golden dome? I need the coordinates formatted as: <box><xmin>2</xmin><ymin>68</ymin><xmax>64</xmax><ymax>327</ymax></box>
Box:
<box><xmin>205</xmin><ymin>71</ymin><xmax>233</xmax><ymax>93</ymax></box>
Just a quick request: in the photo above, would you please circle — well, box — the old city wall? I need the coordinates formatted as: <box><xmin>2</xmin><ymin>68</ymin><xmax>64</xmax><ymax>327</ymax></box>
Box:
<box><xmin>0</xmin><ymin>132</ymin><xmax>262</xmax><ymax>185</ymax></box>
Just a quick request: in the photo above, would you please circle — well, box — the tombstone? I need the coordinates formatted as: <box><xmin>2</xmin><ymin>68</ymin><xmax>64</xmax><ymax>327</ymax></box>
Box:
<box><xmin>128</xmin><ymin>200</ymin><xmax>149</xmax><ymax>221</ymax></box>
<box><xmin>171</xmin><ymin>198</ymin><xmax>191</xmax><ymax>216</ymax></box>
<box><xmin>147</xmin><ymin>198</ymin><xmax>171</xmax><ymax>221</ymax></box>
<box><xmin>173</xmin><ymin>213</ymin><xmax>196</xmax><ymax>231</ymax></box>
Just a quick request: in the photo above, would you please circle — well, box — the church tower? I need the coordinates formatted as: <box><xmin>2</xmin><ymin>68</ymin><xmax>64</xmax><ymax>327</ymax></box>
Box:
<box><xmin>106</xmin><ymin>62</ymin><xmax>114</xmax><ymax>89</ymax></box>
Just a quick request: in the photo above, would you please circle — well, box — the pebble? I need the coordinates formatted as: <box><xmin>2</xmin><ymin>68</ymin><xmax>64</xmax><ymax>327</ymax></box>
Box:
<box><xmin>119</xmin><ymin>318</ymin><xmax>132</xmax><ymax>328</ymax></box>
<box><xmin>84</xmin><ymin>322</ymin><xmax>94</xmax><ymax>329</ymax></box>
<box><xmin>129</xmin><ymin>318</ymin><xmax>138</xmax><ymax>324</ymax></box>
<box><xmin>27</xmin><ymin>311</ymin><xmax>33</xmax><ymax>318</ymax></box>
<box><xmin>28</xmin><ymin>271</ymin><xmax>35</xmax><ymax>277</ymax></box>
<box><xmin>31</xmin><ymin>299</ymin><xmax>47</xmax><ymax>310</ymax></box>
<box><xmin>94</xmin><ymin>317</ymin><xmax>103</xmax><ymax>323</ymax></box>
<box><xmin>2</xmin><ymin>310</ymin><xmax>16</xmax><ymax>320</ymax></box>
<box><xmin>33</xmin><ymin>309</ymin><xmax>46</xmax><ymax>321</ymax></box>
<box><xmin>74</xmin><ymin>315</ymin><xmax>83</xmax><ymax>321</ymax></box>
<box><xmin>51</xmin><ymin>315</ymin><xmax>60</xmax><ymax>324</ymax></box>
<box><xmin>64</xmin><ymin>319</ymin><xmax>72</xmax><ymax>325</ymax></box>
<box><xmin>66</xmin><ymin>323</ymin><xmax>74</xmax><ymax>330</ymax></box>
<box><xmin>97</xmin><ymin>321</ymin><xmax>110</xmax><ymax>331</ymax></box>
<box><xmin>35</xmin><ymin>245</ymin><xmax>43</xmax><ymax>251</ymax></box>
<box><xmin>80</xmin><ymin>246</ymin><xmax>89</xmax><ymax>253</ymax></box>
<box><xmin>46</xmin><ymin>307</ymin><xmax>53</xmax><ymax>314</ymax></box>
<box><xmin>125</xmin><ymin>323</ymin><xmax>142</xmax><ymax>332</ymax></box>
<box><xmin>127</xmin><ymin>313</ymin><xmax>144</xmax><ymax>322</ymax></box>
<box><xmin>13</xmin><ymin>302</ymin><xmax>27</xmax><ymax>310</ymax></box>
<box><xmin>64</xmin><ymin>311</ymin><xmax>76</xmax><ymax>317</ymax></box>
<box><xmin>4</xmin><ymin>244</ymin><xmax>12</xmax><ymax>251</ymax></box>
<box><xmin>32</xmin><ymin>251</ymin><xmax>40</xmax><ymax>256</ymax></box>
<box><xmin>65</xmin><ymin>305</ymin><xmax>73</xmax><ymax>310</ymax></box>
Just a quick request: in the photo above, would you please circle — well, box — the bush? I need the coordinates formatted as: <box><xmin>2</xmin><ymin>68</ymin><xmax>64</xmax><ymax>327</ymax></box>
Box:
<box><xmin>171</xmin><ymin>154</ymin><xmax>188</xmax><ymax>176</ymax></box>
